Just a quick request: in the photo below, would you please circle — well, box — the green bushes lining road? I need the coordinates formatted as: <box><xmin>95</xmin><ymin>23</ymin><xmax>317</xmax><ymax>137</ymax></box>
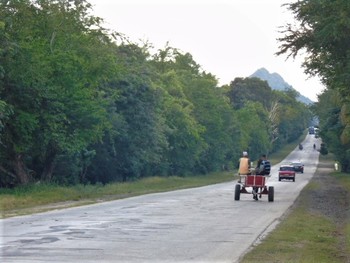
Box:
<box><xmin>0</xmin><ymin>134</ymin><xmax>305</xmax><ymax>218</ymax></box>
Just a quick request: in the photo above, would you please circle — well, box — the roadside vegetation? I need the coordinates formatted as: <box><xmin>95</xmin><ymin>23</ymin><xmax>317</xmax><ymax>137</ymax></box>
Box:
<box><xmin>239</xmin><ymin>2</ymin><xmax>350</xmax><ymax>260</ymax></box>
<box><xmin>1</xmin><ymin>0</ymin><xmax>350</xmax><ymax>261</ymax></box>
<box><xmin>241</xmin><ymin>153</ymin><xmax>350</xmax><ymax>263</ymax></box>
<box><xmin>0</xmin><ymin>0</ymin><xmax>311</xmax><ymax>189</ymax></box>
<box><xmin>278</xmin><ymin>0</ymin><xmax>350</xmax><ymax>173</ymax></box>
<box><xmin>0</xmin><ymin>172</ymin><xmax>233</xmax><ymax>217</ymax></box>
<box><xmin>0</xmin><ymin>134</ymin><xmax>304</xmax><ymax>218</ymax></box>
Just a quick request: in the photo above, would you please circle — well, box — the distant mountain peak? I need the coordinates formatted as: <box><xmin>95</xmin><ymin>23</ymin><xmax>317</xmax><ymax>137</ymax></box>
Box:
<box><xmin>254</xmin><ymin>67</ymin><xmax>269</xmax><ymax>74</ymax></box>
<box><xmin>250</xmin><ymin>68</ymin><xmax>314</xmax><ymax>104</ymax></box>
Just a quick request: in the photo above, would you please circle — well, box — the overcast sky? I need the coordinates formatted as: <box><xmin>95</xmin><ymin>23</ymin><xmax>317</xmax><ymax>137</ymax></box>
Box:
<box><xmin>89</xmin><ymin>0</ymin><xmax>325</xmax><ymax>102</ymax></box>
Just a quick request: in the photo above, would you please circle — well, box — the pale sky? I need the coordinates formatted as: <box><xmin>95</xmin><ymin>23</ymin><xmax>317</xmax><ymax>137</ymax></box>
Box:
<box><xmin>89</xmin><ymin>0</ymin><xmax>325</xmax><ymax>102</ymax></box>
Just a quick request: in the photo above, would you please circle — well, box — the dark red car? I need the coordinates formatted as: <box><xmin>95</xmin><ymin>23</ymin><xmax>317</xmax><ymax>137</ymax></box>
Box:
<box><xmin>278</xmin><ymin>165</ymin><xmax>296</xmax><ymax>182</ymax></box>
<box><xmin>290</xmin><ymin>162</ymin><xmax>304</xmax><ymax>173</ymax></box>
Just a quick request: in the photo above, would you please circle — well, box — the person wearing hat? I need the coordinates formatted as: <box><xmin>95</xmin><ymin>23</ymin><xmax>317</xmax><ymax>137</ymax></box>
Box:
<box><xmin>238</xmin><ymin>151</ymin><xmax>250</xmax><ymax>183</ymax></box>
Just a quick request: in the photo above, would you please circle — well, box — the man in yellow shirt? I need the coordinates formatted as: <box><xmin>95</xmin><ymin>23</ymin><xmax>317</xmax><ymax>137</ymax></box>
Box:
<box><xmin>238</xmin><ymin>151</ymin><xmax>250</xmax><ymax>183</ymax></box>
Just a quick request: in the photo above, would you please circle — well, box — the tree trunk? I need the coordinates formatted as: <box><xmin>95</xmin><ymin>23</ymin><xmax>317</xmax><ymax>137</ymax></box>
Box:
<box><xmin>41</xmin><ymin>159</ymin><xmax>56</xmax><ymax>182</ymax></box>
<box><xmin>80</xmin><ymin>165</ymin><xmax>88</xmax><ymax>185</ymax></box>
<box><xmin>41</xmin><ymin>148</ymin><xmax>57</xmax><ymax>182</ymax></box>
<box><xmin>13</xmin><ymin>154</ymin><xmax>31</xmax><ymax>185</ymax></box>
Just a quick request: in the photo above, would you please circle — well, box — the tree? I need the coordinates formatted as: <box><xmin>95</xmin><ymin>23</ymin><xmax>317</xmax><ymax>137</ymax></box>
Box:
<box><xmin>314</xmin><ymin>89</ymin><xmax>350</xmax><ymax>171</ymax></box>
<box><xmin>235</xmin><ymin>102</ymin><xmax>270</xmax><ymax>161</ymax></box>
<box><xmin>181</xmin><ymin>74</ymin><xmax>238</xmax><ymax>173</ymax></box>
<box><xmin>151</xmin><ymin>48</ymin><xmax>240</xmax><ymax>174</ymax></box>
<box><xmin>277</xmin><ymin>0</ymin><xmax>350</xmax><ymax>98</ymax></box>
<box><xmin>227</xmin><ymin>77</ymin><xmax>273</xmax><ymax>110</ymax></box>
<box><xmin>0</xmin><ymin>0</ymin><xmax>117</xmax><ymax>185</ymax></box>
<box><xmin>226</xmin><ymin>76</ymin><xmax>311</xmax><ymax>157</ymax></box>
<box><xmin>151</xmin><ymin>51</ymin><xmax>207</xmax><ymax>176</ymax></box>
<box><xmin>277</xmin><ymin>0</ymin><xmax>350</xmax><ymax>171</ymax></box>
<box><xmin>268</xmin><ymin>100</ymin><xmax>280</xmax><ymax>146</ymax></box>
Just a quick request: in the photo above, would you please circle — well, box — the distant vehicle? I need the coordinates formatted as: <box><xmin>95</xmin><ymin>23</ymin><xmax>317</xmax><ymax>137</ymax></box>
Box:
<box><xmin>278</xmin><ymin>165</ymin><xmax>296</xmax><ymax>182</ymax></box>
<box><xmin>290</xmin><ymin>162</ymin><xmax>304</xmax><ymax>173</ymax></box>
<box><xmin>309</xmin><ymin>127</ymin><xmax>315</xmax><ymax>134</ymax></box>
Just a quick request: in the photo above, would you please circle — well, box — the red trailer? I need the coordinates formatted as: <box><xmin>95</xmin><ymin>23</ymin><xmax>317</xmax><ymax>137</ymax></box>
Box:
<box><xmin>234</xmin><ymin>174</ymin><xmax>274</xmax><ymax>202</ymax></box>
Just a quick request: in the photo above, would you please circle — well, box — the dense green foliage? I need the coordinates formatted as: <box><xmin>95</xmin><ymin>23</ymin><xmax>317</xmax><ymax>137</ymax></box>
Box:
<box><xmin>0</xmin><ymin>0</ymin><xmax>311</xmax><ymax>187</ymax></box>
<box><xmin>278</xmin><ymin>0</ymin><xmax>350</xmax><ymax>172</ymax></box>
<box><xmin>226</xmin><ymin>78</ymin><xmax>311</xmax><ymax>155</ymax></box>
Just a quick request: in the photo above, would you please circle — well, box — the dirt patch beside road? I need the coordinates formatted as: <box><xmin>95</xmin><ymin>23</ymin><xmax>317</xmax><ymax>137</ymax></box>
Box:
<box><xmin>306</xmin><ymin>161</ymin><xmax>349</xmax><ymax>224</ymax></box>
<box><xmin>302</xmin><ymin>160</ymin><xmax>350</xmax><ymax>261</ymax></box>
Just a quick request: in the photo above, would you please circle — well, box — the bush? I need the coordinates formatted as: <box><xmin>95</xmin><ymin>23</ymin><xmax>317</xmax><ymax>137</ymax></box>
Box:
<box><xmin>320</xmin><ymin>143</ymin><xmax>328</xmax><ymax>155</ymax></box>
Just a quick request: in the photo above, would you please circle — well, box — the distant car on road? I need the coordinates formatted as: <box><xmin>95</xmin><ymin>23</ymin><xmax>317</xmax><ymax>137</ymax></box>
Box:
<box><xmin>290</xmin><ymin>162</ymin><xmax>304</xmax><ymax>173</ymax></box>
<box><xmin>278</xmin><ymin>165</ymin><xmax>296</xmax><ymax>182</ymax></box>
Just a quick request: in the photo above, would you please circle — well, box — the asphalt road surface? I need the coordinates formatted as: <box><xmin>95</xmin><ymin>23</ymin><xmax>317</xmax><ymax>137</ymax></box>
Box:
<box><xmin>0</xmin><ymin>134</ymin><xmax>320</xmax><ymax>263</ymax></box>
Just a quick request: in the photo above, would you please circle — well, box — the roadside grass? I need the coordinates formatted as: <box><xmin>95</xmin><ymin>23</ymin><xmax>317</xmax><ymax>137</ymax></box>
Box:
<box><xmin>334</xmin><ymin>171</ymin><xmax>350</xmax><ymax>258</ymax></box>
<box><xmin>241</xmin><ymin>153</ymin><xmax>350</xmax><ymax>263</ymax></box>
<box><xmin>0</xmin><ymin>133</ymin><xmax>305</xmax><ymax>218</ymax></box>
<box><xmin>0</xmin><ymin>172</ymin><xmax>233</xmax><ymax>217</ymax></box>
<box><xmin>242</xmin><ymin>208</ymin><xmax>339</xmax><ymax>263</ymax></box>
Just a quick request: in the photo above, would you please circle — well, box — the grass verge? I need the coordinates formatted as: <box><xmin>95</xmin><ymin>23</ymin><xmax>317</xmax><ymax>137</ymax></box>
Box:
<box><xmin>0</xmin><ymin>172</ymin><xmax>233</xmax><ymax>218</ymax></box>
<box><xmin>242</xmin><ymin>209</ymin><xmax>339</xmax><ymax>263</ymax></box>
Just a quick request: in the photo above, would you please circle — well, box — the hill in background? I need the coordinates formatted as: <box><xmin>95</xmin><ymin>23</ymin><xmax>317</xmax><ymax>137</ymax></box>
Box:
<box><xmin>250</xmin><ymin>68</ymin><xmax>314</xmax><ymax>104</ymax></box>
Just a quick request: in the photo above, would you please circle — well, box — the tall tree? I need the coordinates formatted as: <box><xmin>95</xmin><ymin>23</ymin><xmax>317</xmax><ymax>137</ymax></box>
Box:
<box><xmin>152</xmin><ymin>48</ymin><xmax>239</xmax><ymax>174</ymax></box>
<box><xmin>227</xmin><ymin>77</ymin><xmax>310</xmax><ymax>156</ymax></box>
<box><xmin>277</xmin><ymin>0</ymin><xmax>350</xmax><ymax>170</ymax></box>
<box><xmin>314</xmin><ymin>90</ymin><xmax>350</xmax><ymax>171</ymax></box>
<box><xmin>185</xmin><ymin>76</ymin><xmax>238</xmax><ymax>173</ymax></box>
<box><xmin>235</xmin><ymin>102</ymin><xmax>270</xmax><ymax>161</ymax></box>
<box><xmin>87</xmin><ymin>43</ymin><xmax>170</xmax><ymax>183</ymax></box>
<box><xmin>227</xmin><ymin>77</ymin><xmax>273</xmax><ymax>110</ymax></box>
<box><xmin>152</xmin><ymin>57</ymin><xmax>206</xmax><ymax>176</ymax></box>
<box><xmin>0</xmin><ymin>0</ymin><xmax>116</xmax><ymax>185</ymax></box>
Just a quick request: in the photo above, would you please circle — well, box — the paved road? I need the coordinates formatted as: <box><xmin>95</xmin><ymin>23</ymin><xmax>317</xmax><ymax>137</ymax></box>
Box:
<box><xmin>0</xmin><ymin>134</ymin><xmax>320</xmax><ymax>263</ymax></box>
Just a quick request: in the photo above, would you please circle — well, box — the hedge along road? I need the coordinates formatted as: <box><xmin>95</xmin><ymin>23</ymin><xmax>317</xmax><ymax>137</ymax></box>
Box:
<box><xmin>0</xmin><ymin>134</ymin><xmax>319</xmax><ymax>263</ymax></box>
